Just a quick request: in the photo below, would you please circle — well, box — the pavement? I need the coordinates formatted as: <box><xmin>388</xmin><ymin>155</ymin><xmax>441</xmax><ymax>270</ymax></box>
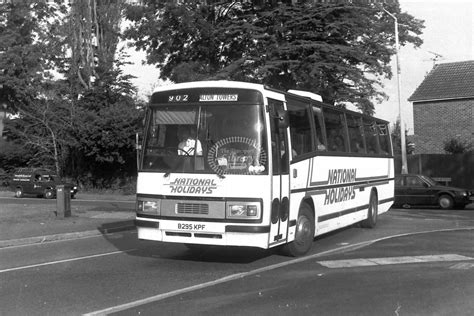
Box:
<box><xmin>0</xmin><ymin>190</ymin><xmax>137</xmax><ymax>249</ymax></box>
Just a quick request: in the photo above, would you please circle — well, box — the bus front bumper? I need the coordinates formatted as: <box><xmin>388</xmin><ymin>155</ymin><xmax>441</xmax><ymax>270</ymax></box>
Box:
<box><xmin>135</xmin><ymin>219</ymin><xmax>271</xmax><ymax>249</ymax></box>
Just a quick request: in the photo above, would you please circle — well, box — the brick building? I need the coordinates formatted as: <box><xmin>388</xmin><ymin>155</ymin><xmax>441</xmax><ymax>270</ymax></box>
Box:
<box><xmin>408</xmin><ymin>60</ymin><xmax>474</xmax><ymax>154</ymax></box>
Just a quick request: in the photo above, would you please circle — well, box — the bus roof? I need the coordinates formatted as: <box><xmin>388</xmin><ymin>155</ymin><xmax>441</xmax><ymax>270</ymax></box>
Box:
<box><xmin>151</xmin><ymin>81</ymin><xmax>389</xmax><ymax>124</ymax></box>
<box><xmin>152</xmin><ymin>81</ymin><xmax>268</xmax><ymax>94</ymax></box>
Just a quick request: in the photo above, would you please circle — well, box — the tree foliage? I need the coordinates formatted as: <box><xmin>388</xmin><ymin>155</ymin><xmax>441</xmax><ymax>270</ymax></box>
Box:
<box><xmin>443</xmin><ymin>138</ymin><xmax>473</xmax><ymax>154</ymax></box>
<box><xmin>124</xmin><ymin>1</ymin><xmax>424</xmax><ymax>114</ymax></box>
<box><xmin>0</xmin><ymin>2</ymin><xmax>71</xmax><ymax>174</ymax></box>
<box><xmin>391</xmin><ymin>119</ymin><xmax>414</xmax><ymax>155</ymax></box>
<box><xmin>0</xmin><ymin>1</ymin><xmax>66</xmax><ymax>112</ymax></box>
<box><xmin>67</xmin><ymin>0</ymin><xmax>125</xmax><ymax>90</ymax></box>
<box><xmin>1</xmin><ymin>1</ymin><xmax>142</xmax><ymax>189</ymax></box>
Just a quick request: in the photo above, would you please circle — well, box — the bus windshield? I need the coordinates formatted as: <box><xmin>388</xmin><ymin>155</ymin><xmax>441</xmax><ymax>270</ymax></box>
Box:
<box><xmin>142</xmin><ymin>104</ymin><xmax>268</xmax><ymax>176</ymax></box>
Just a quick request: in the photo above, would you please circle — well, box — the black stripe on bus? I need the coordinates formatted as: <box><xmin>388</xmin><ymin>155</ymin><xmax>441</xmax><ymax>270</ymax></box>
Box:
<box><xmin>136</xmin><ymin>214</ymin><xmax>263</xmax><ymax>224</ymax></box>
<box><xmin>318</xmin><ymin>205</ymin><xmax>367</xmax><ymax>222</ymax></box>
<box><xmin>309</xmin><ymin>174</ymin><xmax>389</xmax><ymax>187</ymax></box>
<box><xmin>135</xmin><ymin>219</ymin><xmax>159</xmax><ymax>228</ymax></box>
<box><xmin>136</xmin><ymin>194</ymin><xmax>262</xmax><ymax>203</ymax></box>
<box><xmin>292</xmin><ymin>177</ymin><xmax>394</xmax><ymax>194</ymax></box>
<box><xmin>225</xmin><ymin>225</ymin><xmax>270</xmax><ymax>233</ymax></box>
<box><xmin>318</xmin><ymin>197</ymin><xmax>395</xmax><ymax>223</ymax></box>
<box><xmin>380</xmin><ymin>197</ymin><xmax>395</xmax><ymax>204</ymax></box>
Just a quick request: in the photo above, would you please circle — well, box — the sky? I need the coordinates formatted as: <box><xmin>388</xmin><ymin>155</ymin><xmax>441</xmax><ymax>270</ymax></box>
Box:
<box><xmin>375</xmin><ymin>0</ymin><xmax>474</xmax><ymax>133</ymax></box>
<box><xmin>122</xmin><ymin>0</ymin><xmax>474</xmax><ymax>133</ymax></box>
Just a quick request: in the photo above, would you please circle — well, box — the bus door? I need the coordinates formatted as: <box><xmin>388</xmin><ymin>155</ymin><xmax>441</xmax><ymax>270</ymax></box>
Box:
<box><xmin>268</xmin><ymin>99</ymin><xmax>290</xmax><ymax>246</ymax></box>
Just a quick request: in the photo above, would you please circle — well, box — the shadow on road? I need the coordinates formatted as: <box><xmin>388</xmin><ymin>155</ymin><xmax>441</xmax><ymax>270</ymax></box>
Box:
<box><xmin>98</xmin><ymin>221</ymin><xmax>278</xmax><ymax>264</ymax></box>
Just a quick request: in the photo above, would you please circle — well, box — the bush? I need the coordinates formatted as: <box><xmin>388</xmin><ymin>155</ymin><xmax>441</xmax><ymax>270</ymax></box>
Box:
<box><xmin>443</xmin><ymin>138</ymin><xmax>472</xmax><ymax>154</ymax></box>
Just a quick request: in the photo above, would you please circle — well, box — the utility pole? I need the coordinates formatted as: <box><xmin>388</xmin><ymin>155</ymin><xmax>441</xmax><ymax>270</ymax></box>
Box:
<box><xmin>384</xmin><ymin>9</ymin><xmax>408</xmax><ymax>174</ymax></box>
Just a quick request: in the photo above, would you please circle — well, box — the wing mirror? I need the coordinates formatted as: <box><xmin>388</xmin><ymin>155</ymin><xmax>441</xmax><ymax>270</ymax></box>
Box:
<box><xmin>275</xmin><ymin>109</ymin><xmax>289</xmax><ymax>129</ymax></box>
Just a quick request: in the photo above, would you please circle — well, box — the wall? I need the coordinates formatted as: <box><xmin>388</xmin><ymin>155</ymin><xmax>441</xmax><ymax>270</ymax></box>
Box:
<box><xmin>413</xmin><ymin>99</ymin><xmax>474</xmax><ymax>154</ymax></box>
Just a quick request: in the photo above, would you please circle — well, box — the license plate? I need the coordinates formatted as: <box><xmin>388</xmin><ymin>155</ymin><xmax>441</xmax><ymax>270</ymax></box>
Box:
<box><xmin>177</xmin><ymin>223</ymin><xmax>207</xmax><ymax>231</ymax></box>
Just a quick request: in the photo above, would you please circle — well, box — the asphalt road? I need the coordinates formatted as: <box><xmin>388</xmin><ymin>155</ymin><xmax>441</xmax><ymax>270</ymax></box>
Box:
<box><xmin>1</xmin><ymin>206</ymin><xmax>474</xmax><ymax>316</ymax></box>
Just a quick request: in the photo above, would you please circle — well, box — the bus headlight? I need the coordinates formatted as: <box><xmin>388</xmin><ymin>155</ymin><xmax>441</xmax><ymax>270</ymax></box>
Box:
<box><xmin>137</xmin><ymin>200</ymin><xmax>161</xmax><ymax>215</ymax></box>
<box><xmin>226</xmin><ymin>202</ymin><xmax>261</xmax><ymax>219</ymax></box>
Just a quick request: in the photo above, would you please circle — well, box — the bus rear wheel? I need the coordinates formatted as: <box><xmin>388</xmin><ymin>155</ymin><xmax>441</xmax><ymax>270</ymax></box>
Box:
<box><xmin>282</xmin><ymin>202</ymin><xmax>314</xmax><ymax>257</ymax></box>
<box><xmin>361</xmin><ymin>191</ymin><xmax>378</xmax><ymax>228</ymax></box>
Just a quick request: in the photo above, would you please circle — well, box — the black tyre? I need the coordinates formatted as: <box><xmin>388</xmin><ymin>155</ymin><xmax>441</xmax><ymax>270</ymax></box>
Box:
<box><xmin>361</xmin><ymin>191</ymin><xmax>378</xmax><ymax>228</ymax></box>
<box><xmin>282</xmin><ymin>202</ymin><xmax>315</xmax><ymax>257</ymax></box>
<box><xmin>44</xmin><ymin>189</ymin><xmax>55</xmax><ymax>199</ymax></box>
<box><xmin>438</xmin><ymin>194</ymin><xmax>454</xmax><ymax>209</ymax></box>
<box><xmin>14</xmin><ymin>187</ymin><xmax>24</xmax><ymax>198</ymax></box>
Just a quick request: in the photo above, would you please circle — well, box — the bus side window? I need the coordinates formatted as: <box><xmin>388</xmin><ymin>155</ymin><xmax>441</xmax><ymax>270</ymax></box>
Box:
<box><xmin>377</xmin><ymin>124</ymin><xmax>391</xmax><ymax>155</ymax></box>
<box><xmin>312</xmin><ymin>105</ymin><xmax>326</xmax><ymax>151</ymax></box>
<box><xmin>363</xmin><ymin>119</ymin><xmax>380</xmax><ymax>154</ymax></box>
<box><xmin>346</xmin><ymin>114</ymin><xmax>366</xmax><ymax>154</ymax></box>
<box><xmin>287</xmin><ymin>99</ymin><xmax>312</xmax><ymax>155</ymax></box>
<box><xmin>324</xmin><ymin>108</ymin><xmax>348</xmax><ymax>153</ymax></box>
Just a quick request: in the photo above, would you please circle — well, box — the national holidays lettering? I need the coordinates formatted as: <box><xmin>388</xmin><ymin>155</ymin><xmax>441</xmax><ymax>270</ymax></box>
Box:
<box><xmin>324</xmin><ymin>168</ymin><xmax>357</xmax><ymax>205</ymax></box>
<box><xmin>168</xmin><ymin>178</ymin><xmax>218</xmax><ymax>194</ymax></box>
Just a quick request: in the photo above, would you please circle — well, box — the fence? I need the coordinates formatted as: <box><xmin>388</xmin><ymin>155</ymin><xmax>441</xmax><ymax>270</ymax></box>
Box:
<box><xmin>395</xmin><ymin>152</ymin><xmax>474</xmax><ymax>189</ymax></box>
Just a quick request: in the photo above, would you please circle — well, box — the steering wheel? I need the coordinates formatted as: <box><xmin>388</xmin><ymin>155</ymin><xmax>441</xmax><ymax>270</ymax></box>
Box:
<box><xmin>177</xmin><ymin>147</ymin><xmax>194</xmax><ymax>156</ymax></box>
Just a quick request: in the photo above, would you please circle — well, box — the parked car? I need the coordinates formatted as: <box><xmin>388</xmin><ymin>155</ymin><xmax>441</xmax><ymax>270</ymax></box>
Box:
<box><xmin>394</xmin><ymin>174</ymin><xmax>473</xmax><ymax>209</ymax></box>
<box><xmin>9</xmin><ymin>168</ymin><xmax>78</xmax><ymax>199</ymax></box>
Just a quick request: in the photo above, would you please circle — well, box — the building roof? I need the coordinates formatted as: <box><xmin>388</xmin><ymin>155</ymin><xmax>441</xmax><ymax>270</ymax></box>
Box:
<box><xmin>408</xmin><ymin>60</ymin><xmax>474</xmax><ymax>102</ymax></box>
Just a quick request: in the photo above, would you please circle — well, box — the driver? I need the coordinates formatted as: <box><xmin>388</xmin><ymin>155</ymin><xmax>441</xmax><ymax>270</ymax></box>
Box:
<box><xmin>178</xmin><ymin>126</ymin><xmax>202</xmax><ymax>156</ymax></box>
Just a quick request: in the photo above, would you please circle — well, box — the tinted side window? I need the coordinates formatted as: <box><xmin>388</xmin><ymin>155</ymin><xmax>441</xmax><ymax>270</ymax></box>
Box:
<box><xmin>269</xmin><ymin>99</ymin><xmax>289</xmax><ymax>174</ymax></box>
<box><xmin>406</xmin><ymin>176</ymin><xmax>424</xmax><ymax>187</ymax></box>
<box><xmin>363</xmin><ymin>119</ymin><xmax>379</xmax><ymax>154</ymax></box>
<box><xmin>346</xmin><ymin>114</ymin><xmax>365</xmax><ymax>153</ymax></box>
<box><xmin>324</xmin><ymin>108</ymin><xmax>348</xmax><ymax>153</ymax></box>
<box><xmin>377</xmin><ymin>124</ymin><xmax>391</xmax><ymax>155</ymax></box>
<box><xmin>312</xmin><ymin>106</ymin><xmax>326</xmax><ymax>151</ymax></box>
<box><xmin>287</xmin><ymin>99</ymin><xmax>312</xmax><ymax>155</ymax></box>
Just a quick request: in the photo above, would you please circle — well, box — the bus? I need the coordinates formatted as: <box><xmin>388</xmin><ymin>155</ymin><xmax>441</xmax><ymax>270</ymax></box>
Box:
<box><xmin>135</xmin><ymin>81</ymin><xmax>394</xmax><ymax>256</ymax></box>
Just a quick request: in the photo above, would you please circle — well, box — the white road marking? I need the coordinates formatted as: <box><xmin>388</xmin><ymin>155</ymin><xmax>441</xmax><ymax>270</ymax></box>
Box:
<box><xmin>318</xmin><ymin>254</ymin><xmax>473</xmax><ymax>268</ymax></box>
<box><xmin>450</xmin><ymin>262</ymin><xmax>474</xmax><ymax>270</ymax></box>
<box><xmin>0</xmin><ymin>249</ymin><xmax>134</xmax><ymax>274</ymax></box>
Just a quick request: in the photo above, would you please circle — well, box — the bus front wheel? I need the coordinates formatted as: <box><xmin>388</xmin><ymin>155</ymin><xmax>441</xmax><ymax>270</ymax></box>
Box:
<box><xmin>282</xmin><ymin>202</ymin><xmax>315</xmax><ymax>257</ymax></box>
<box><xmin>361</xmin><ymin>191</ymin><xmax>378</xmax><ymax>228</ymax></box>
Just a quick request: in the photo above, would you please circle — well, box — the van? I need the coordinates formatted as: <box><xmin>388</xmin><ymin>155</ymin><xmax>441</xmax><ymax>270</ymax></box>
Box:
<box><xmin>10</xmin><ymin>168</ymin><xmax>78</xmax><ymax>199</ymax></box>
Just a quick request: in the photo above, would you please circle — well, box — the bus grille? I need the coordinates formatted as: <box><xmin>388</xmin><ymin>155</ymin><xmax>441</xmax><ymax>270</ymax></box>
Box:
<box><xmin>176</xmin><ymin>203</ymin><xmax>209</xmax><ymax>215</ymax></box>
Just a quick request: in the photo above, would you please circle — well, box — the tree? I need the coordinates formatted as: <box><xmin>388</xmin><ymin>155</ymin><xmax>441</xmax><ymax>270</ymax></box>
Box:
<box><xmin>124</xmin><ymin>1</ymin><xmax>424</xmax><ymax>114</ymax></box>
<box><xmin>1</xmin><ymin>1</ymin><xmax>141</xmax><ymax>187</ymax></box>
<box><xmin>5</xmin><ymin>94</ymin><xmax>76</xmax><ymax>174</ymax></box>
<box><xmin>67</xmin><ymin>0</ymin><xmax>125</xmax><ymax>91</ymax></box>
<box><xmin>0</xmin><ymin>2</ymin><xmax>71</xmax><ymax>174</ymax></box>
<box><xmin>391</xmin><ymin>119</ymin><xmax>414</xmax><ymax>155</ymax></box>
<box><xmin>0</xmin><ymin>1</ymin><xmax>67</xmax><ymax>113</ymax></box>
